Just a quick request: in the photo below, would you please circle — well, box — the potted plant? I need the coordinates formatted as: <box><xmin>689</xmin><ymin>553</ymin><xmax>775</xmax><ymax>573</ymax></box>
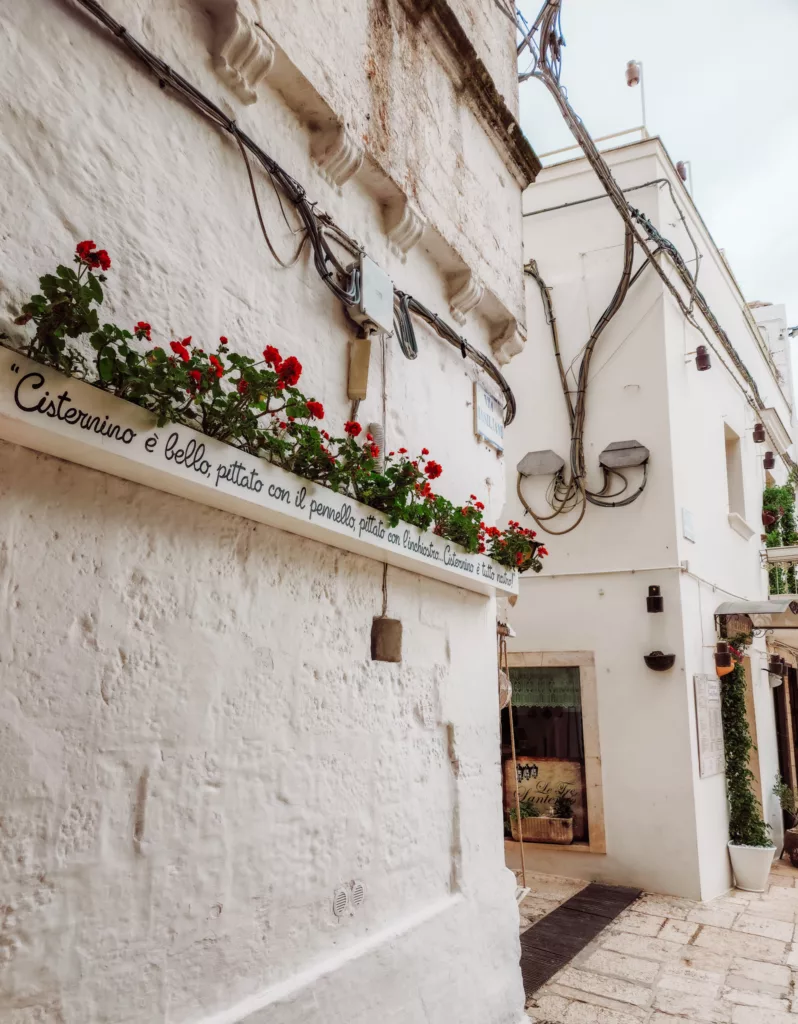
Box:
<box><xmin>773</xmin><ymin>776</ymin><xmax>798</xmax><ymax>865</ymax></box>
<box><xmin>509</xmin><ymin>794</ymin><xmax>574</xmax><ymax>845</ymax></box>
<box><xmin>721</xmin><ymin>650</ymin><xmax>775</xmax><ymax>891</ymax></box>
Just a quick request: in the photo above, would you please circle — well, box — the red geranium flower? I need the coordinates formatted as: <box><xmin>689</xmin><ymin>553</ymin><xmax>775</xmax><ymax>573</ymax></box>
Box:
<box><xmin>344</xmin><ymin>421</ymin><xmax>362</xmax><ymax>437</ymax></box>
<box><xmin>421</xmin><ymin>448</ymin><xmax>429</xmax><ymax>455</ymax></box>
<box><xmin>475</xmin><ymin>501</ymin><xmax>485</xmax><ymax>510</ymax></box>
<box><xmin>189</xmin><ymin>370</ymin><xmax>202</xmax><ymax>384</ymax></box>
<box><xmin>237</xmin><ymin>380</ymin><xmax>248</xmax><ymax>394</ymax></box>
<box><xmin>134</xmin><ymin>321</ymin><xmax>152</xmax><ymax>341</ymax></box>
<box><xmin>398</xmin><ymin>447</ymin><xmax>407</xmax><ymax>454</ymax></box>
<box><xmin>209</xmin><ymin>354</ymin><xmax>224</xmax><ymax>378</ymax></box>
<box><xmin>170</xmin><ymin>340</ymin><xmax>190</xmax><ymax>363</ymax></box>
<box><xmin>263</xmin><ymin>345</ymin><xmax>281</xmax><ymax>367</ymax></box>
<box><xmin>424</xmin><ymin>460</ymin><xmax>443</xmax><ymax>479</ymax></box>
<box><xmin>76</xmin><ymin>240</ymin><xmax>95</xmax><ymax>261</ymax></box>
<box><xmin>538</xmin><ymin>547</ymin><xmax>549</xmax><ymax>557</ymax></box>
<box><xmin>219</xmin><ymin>336</ymin><xmax>228</xmax><ymax>345</ymax></box>
<box><xmin>470</xmin><ymin>494</ymin><xmax>477</xmax><ymax>501</ymax></box>
<box><xmin>277</xmin><ymin>356</ymin><xmax>302</xmax><ymax>387</ymax></box>
<box><xmin>368</xmin><ymin>443</ymin><xmax>380</xmax><ymax>457</ymax></box>
<box><xmin>279</xmin><ymin>421</ymin><xmax>288</xmax><ymax>429</ymax></box>
<box><xmin>306</xmin><ymin>400</ymin><xmax>324</xmax><ymax>419</ymax></box>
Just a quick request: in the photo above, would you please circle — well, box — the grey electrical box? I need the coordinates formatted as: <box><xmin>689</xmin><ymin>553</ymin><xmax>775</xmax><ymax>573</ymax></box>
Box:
<box><xmin>349</xmin><ymin>254</ymin><xmax>394</xmax><ymax>334</ymax></box>
<box><xmin>599</xmin><ymin>440</ymin><xmax>650</xmax><ymax>469</ymax></box>
<box><xmin>517</xmin><ymin>449</ymin><xmax>565</xmax><ymax>477</ymax></box>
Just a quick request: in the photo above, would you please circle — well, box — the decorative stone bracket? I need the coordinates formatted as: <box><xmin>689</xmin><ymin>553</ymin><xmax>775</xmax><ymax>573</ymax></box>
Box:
<box><xmin>311</xmin><ymin>125</ymin><xmax>365</xmax><ymax>190</ymax></box>
<box><xmin>0</xmin><ymin>350</ymin><xmax>517</xmax><ymax>596</ymax></box>
<box><xmin>448</xmin><ymin>272</ymin><xmax>484</xmax><ymax>325</ymax></box>
<box><xmin>491</xmin><ymin>320</ymin><xmax>525</xmax><ymax>366</ymax></box>
<box><xmin>384</xmin><ymin>197</ymin><xmax>426</xmax><ymax>261</ymax></box>
<box><xmin>206</xmin><ymin>0</ymin><xmax>274</xmax><ymax>104</ymax></box>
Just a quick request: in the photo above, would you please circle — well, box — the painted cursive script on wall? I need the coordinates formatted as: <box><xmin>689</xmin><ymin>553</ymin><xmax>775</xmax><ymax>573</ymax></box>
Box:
<box><xmin>14</xmin><ymin>372</ymin><xmax>137</xmax><ymax>445</ymax></box>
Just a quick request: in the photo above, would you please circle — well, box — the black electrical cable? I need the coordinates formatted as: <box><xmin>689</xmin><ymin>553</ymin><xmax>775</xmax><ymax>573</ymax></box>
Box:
<box><xmin>66</xmin><ymin>0</ymin><xmax>517</xmax><ymax>424</ymax></box>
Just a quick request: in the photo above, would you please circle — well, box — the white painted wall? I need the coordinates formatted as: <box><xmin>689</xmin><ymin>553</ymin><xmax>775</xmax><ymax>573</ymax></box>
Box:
<box><xmin>505</xmin><ymin>139</ymin><xmax>794</xmax><ymax>900</ymax></box>
<box><xmin>0</xmin><ymin>1</ymin><xmax>530</xmax><ymax>1021</ymax></box>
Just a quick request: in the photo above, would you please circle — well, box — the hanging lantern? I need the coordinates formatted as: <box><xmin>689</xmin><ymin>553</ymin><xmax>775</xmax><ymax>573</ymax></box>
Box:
<box><xmin>715</xmin><ymin>642</ymin><xmax>733</xmax><ymax>675</ymax></box>
<box><xmin>626</xmin><ymin>60</ymin><xmax>641</xmax><ymax>86</ymax></box>
<box><xmin>753</xmin><ymin>423</ymin><xmax>766</xmax><ymax>443</ymax></box>
<box><xmin>646</xmin><ymin>585</ymin><xmax>664</xmax><ymax>613</ymax></box>
<box><xmin>695</xmin><ymin>345</ymin><xmax>711</xmax><ymax>371</ymax></box>
<box><xmin>764</xmin><ymin>451</ymin><xmax>776</xmax><ymax>470</ymax></box>
<box><xmin>763</xmin><ymin>510</ymin><xmax>778</xmax><ymax>528</ymax></box>
<box><xmin>768</xmin><ymin>653</ymin><xmax>783</xmax><ymax>675</ymax></box>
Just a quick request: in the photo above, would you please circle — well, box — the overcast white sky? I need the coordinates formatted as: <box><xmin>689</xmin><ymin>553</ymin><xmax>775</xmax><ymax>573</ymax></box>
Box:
<box><xmin>516</xmin><ymin>0</ymin><xmax>798</xmax><ymax>328</ymax></box>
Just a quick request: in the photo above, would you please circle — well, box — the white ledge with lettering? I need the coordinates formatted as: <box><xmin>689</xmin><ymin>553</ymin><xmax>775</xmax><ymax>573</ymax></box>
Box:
<box><xmin>0</xmin><ymin>350</ymin><xmax>517</xmax><ymax>596</ymax></box>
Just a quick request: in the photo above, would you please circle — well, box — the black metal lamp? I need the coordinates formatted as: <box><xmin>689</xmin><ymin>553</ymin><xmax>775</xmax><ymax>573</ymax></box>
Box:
<box><xmin>646</xmin><ymin>585</ymin><xmax>664</xmax><ymax>613</ymax></box>
<box><xmin>695</xmin><ymin>345</ymin><xmax>711</xmax><ymax>371</ymax></box>
<box><xmin>764</xmin><ymin>451</ymin><xmax>776</xmax><ymax>470</ymax></box>
<box><xmin>753</xmin><ymin>423</ymin><xmax>766</xmax><ymax>443</ymax></box>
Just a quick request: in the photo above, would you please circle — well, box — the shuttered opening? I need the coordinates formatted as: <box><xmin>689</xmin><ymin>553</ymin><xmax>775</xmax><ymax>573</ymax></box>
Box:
<box><xmin>520</xmin><ymin>882</ymin><xmax>641</xmax><ymax>996</ymax></box>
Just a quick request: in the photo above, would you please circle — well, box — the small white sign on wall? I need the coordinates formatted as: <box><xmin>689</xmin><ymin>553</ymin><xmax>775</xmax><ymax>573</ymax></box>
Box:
<box><xmin>694</xmin><ymin>673</ymin><xmax>725</xmax><ymax>778</ymax></box>
<box><xmin>474</xmin><ymin>382</ymin><xmax>504</xmax><ymax>452</ymax></box>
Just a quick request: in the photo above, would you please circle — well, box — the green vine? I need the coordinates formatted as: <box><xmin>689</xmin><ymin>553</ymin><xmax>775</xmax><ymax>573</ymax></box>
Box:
<box><xmin>720</xmin><ymin>658</ymin><xmax>772</xmax><ymax>847</ymax></box>
<box><xmin>764</xmin><ymin>484</ymin><xmax>797</xmax><ymax>594</ymax></box>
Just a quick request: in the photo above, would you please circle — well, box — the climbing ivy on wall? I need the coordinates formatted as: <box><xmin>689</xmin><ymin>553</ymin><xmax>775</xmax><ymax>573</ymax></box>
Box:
<box><xmin>720</xmin><ymin>659</ymin><xmax>772</xmax><ymax>847</ymax></box>
<box><xmin>764</xmin><ymin>485</ymin><xmax>797</xmax><ymax>594</ymax></box>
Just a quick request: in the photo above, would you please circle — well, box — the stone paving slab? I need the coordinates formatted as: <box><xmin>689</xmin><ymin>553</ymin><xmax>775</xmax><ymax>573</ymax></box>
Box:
<box><xmin>526</xmin><ymin>861</ymin><xmax>798</xmax><ymax>1023</ymax></box>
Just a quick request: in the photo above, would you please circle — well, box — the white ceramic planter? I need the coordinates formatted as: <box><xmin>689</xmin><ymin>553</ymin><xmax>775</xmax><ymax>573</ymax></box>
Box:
<box><xmin>728</xmin><ymin>841</ymin><xmax>776</xmax><ymax>892</ymax></box>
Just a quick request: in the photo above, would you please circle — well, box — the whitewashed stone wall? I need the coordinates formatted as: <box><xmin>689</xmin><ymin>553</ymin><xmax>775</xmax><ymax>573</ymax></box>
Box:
<box><xmin>0</xmin><ymin>0</ymin><xmax>531</xmax><ymax>1021</ymax></box>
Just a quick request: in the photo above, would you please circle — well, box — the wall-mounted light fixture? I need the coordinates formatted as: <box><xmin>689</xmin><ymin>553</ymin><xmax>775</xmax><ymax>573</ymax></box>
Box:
<box><xmin>768</xmin><ymin>653</ymin><xmax>783</xmax><ymax>675</ymax></box>
<box><xmin>753</xmin><ymin>423</ymin><xmax>766</xmax><ymax>443</ymax></box>
<box><xmin>695</xmin><ymin>345</ymin><xmax>711</xmax><ymax>371</ymax></box>
<box><xmin>764</xmin><ymin>451</ymin><xmax>776</xmax><ymax>470</ymax></box>
<box><xmin>714</xmin><ymin>642</ymin><xmax>732</xmax><ymax>669</ymax></box>
<box><xmin>646</xmin><ymin>585</ymin><xmax>664</xmax><ymax>613</ymax></box>
<box><xmin>643</xmin><ymin>651</ymin><xmax>676</xmax><ymax>671</ymax></box>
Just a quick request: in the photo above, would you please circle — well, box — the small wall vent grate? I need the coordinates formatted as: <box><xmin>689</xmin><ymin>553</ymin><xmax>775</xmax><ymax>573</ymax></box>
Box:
<box><xmin>333</xmin><ymin>887</ymin><xmax>350</xmax><ymax>917</ymax></box>
<box><xmin>350</xmin><ymin>880</ymin><xmax>366</xmax><ymax>908</ymax></box>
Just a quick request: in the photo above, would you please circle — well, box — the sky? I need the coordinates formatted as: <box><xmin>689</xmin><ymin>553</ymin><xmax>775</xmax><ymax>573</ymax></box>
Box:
<box><xmin>516</xmin><ymin>0</ymin><xmax>798</xmax><ymax>328</ymax></box>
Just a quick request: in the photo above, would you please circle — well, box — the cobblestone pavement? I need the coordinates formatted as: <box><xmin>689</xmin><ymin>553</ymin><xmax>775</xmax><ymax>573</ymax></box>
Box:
<box><xmin>523</xmin><ymin>859</ymin><xmax>798</xmax><ymax>1023</ymax></box>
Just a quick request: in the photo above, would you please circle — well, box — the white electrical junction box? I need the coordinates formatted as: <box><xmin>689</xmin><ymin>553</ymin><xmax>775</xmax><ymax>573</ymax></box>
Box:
<box><xmin>349</xmin><ymin>254</ymin><xmax>394</xmax><ymax>334</ymax></box>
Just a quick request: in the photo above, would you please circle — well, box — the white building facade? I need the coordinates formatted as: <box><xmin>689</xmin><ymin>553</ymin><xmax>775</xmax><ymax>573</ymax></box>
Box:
<box><xmin>503</xmin><ymin>138</ymin><xmax>795</xmax><ymax>901</ymax></box>
<box><xmin>0</xmin><ymin>1</ymin><xmax>538</xmax><ymax>1022</ymax></box>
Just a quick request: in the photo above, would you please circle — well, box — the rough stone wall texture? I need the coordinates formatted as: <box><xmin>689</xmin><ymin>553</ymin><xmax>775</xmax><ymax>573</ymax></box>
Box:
<box><xmin>0</xmin><ymin>0</ymin><xmax>525</xmax><ymax>1021</ymax></box>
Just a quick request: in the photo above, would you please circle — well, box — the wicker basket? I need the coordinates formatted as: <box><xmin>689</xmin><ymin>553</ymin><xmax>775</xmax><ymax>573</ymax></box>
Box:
<box><xmin>511</xmin><ymin>816</ymin><xmax>574</xmax><ymax>845</ymax></box>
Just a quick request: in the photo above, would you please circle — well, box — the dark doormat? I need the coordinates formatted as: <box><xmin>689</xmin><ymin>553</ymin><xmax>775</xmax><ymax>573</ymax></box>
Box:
<box><xmin>519</xmin><ymin>882</ymin><xmax>641</xmax><ymax>996</ymax></box>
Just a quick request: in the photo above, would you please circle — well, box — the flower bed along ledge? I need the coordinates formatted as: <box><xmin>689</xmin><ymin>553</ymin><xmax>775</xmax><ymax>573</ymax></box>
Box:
<box><xmin>0</xmin><ymin>242</ymin><xmax>543</xmax><ymax>594</ymax></box>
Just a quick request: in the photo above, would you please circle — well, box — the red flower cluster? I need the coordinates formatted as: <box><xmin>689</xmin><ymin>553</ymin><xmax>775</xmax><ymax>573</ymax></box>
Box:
<box><xmin>170</xmin><ymin>339</ymin><xmax>191</xmax><ymax>363</ymax></box>
<box><xmin>306</xmin><ymin>400</ymin><xmax>324</xmax><ymax>420</ymax></box>
<box><xmin>277</xmin><ymin>356</ymin><xmax>302</xmax><ymax>387</ymax></box>
<box><xmin>75</xmin><ymin>240</ymin><xmax>111</xmax><ymax>271</ymax></box>
<box><xmin>344</xmin><ymin>421</ymin><xmax>362</xmax><ymax>437</ymax></box>
<box><xmin>424</xmin><ymin>460</ymin><xmax>443</xmax><ymax>480</ymax></box>
<box><xmin>134</xmin><ymin>321</ymin><xmax>151</xmax><ymax>341</ymax></box>
<box><xmin>237</xmin><ymin>380</ymin><xmax>248</xmax><ymax>394</ymax></box>
<box><xmin>209</xmin><ymin>354</ymin><xmax>224</xmax><ymax>379</ymax></box>
<box><xmin>263</xmin><ymin>345</ymin><xmax>281</xmax><ymax>368</ymax></box>
<box><xmin>189</xmin><ymin>370</ymin><xmax>202</xmax><ymax>385</ymax></box>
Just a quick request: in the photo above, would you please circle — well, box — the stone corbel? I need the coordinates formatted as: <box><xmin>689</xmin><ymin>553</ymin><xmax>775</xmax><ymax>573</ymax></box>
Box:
<box><xmin>311</xmin><ymin>125</ymin><xmax>365</xmax><ymax>190</ymax></box>
<box><xmin>207</xmin><ymin>1</ymin><xmax>275</xmax><ymax>104</ymax></box>
<box><xmin>491</xmin><ymin>319</ymin><xmax>526</xmax><ymax>365</ymax></box>
<box><xmin>384</xmin><ymin>197</ymin><xmax>426</xmax><ymax>261</ymax></box>
<box><xmin>448</xmin><ymin>272</ymin><xmax>484</xmax><ymax>325</ymax></box>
